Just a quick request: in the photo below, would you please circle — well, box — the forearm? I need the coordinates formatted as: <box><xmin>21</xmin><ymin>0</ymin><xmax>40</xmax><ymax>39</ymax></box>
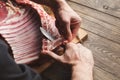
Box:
<box><xmin>33</xmin><ymin>0</ymin><xmax>69</xmax><ymax>10</ymax></box>
<box><xmin>72</xmin><ymin>64</ymin><xmax>93</xmax><ymax>80</ymax></box>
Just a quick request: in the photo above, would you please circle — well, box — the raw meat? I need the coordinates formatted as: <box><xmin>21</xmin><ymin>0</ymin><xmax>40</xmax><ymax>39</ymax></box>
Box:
<box><xmin>0</xmin><ymin>0</ymin><xmax>61</xmax><ymax>64</ymax></box>
<box><xmin>16</xmin><ymin>0</ymin><xmax>60</xmax><ymax>38</ymax></box>
<box><xmin>16</xmin><ymin>0</ymin><xmax>63</xmax><ymax>51</ymax></box>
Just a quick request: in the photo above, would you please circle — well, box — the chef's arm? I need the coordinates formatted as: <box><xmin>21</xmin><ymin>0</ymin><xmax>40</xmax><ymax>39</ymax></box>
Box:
<box><xmin>72</xmin><ymin>63</ymin><xmax>93</xmax><ymax>80</ymax></box>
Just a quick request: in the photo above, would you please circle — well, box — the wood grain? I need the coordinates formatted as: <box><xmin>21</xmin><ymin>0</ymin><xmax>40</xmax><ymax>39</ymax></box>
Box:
<box><xmin>84</xmin><ymin>31</ymin><xmax>120</xmax><ymax>79</ymax></box>
<box><xmin>67</xmin><ymin>1</ymin><xmax>120</xmax><ymax>28</ymax></box>
<box><xmin>80</xmin><ymin>13</ymin><xmax>120</xmax><ymax>44</ymax></box>
<box><xmin>94</xmin><ymin>66</ymin><xmax>120</xmax><ymax>80</ymax></box>
<box><xmin>67</xmin><ymin>1</ymin><xmax>120</xmax><ymax>44</ymax></box>
<box><xmin>69</xmin><ymin>0</ymin><xmax>120</xmax><ymax>18</ymax></box>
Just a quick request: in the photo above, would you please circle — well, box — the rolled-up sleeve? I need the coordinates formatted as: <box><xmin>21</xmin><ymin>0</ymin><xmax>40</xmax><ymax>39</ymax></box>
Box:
<box><xmin>0</xmin><ymin>39</ymin><xmax>42</xmax><ymax>80</ymax></box>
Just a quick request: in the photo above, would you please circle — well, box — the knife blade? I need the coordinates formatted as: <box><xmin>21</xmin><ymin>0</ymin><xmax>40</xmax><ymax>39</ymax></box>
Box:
<box><xmin>40</xmin><ymin>27</ymin><xmax>65</xmax><ymax>51</ymax></box>
<box><xmin>40</xmin><ymin>27</ymin><xmax>55</xmax><ymax>41</ymax></box>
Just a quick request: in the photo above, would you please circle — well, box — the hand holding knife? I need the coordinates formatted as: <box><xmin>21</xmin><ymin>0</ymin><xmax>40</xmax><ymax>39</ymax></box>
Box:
<box><xmin>40</xmin><ymin>27</ymin><xmax>65</xmax><ymax>51</ymax></box>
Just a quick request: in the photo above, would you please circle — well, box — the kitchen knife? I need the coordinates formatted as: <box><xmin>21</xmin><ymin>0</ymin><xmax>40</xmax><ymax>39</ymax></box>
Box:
<box><xmin>40</xmin><ymin>27</ymin><xmax>55</xmax><ymax>41</ymax></box>
<box><xmin>40</xmin><ymin>27</ymin><xmax>65</xmax><ymax>51</ymax></box>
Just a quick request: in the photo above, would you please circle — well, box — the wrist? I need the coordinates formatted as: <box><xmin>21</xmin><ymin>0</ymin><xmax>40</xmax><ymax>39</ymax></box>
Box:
<box><xmin>34</xmin><ymin>0</ymin><xmax>69</xmax><ymax>14</ymax></box>
<box><xmin>72</xmin><ymin>63</ymin><xmax>93</xmax><ymax>80</ymax></box>
<box><xmin>48</xmin><ymin>0</ymin><xmax>68</xmax><ymax>12</ymax></box>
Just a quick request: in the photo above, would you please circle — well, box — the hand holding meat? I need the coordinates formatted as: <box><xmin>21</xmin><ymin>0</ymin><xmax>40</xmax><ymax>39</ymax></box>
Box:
<box><xmin>42</xmin><ymin>43</ymin><xmax>94</xmax><ymax>66</ymax></box>
<box><xmin>53</xmin><ymin>1</ymin><xmax>81</xmax><ymax>42</ymax></box>
<box><xmin>16</xmin><ymin>0</ymin><xmax>82</xmax><ymax>42</ymax></box>
<box><xmin>42</xmin><ymin>43</ymin><xmax>94</xmax><ymax>80</ymax></box>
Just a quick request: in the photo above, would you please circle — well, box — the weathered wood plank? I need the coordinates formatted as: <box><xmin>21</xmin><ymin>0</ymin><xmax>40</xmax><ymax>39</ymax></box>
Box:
<box><xmin>67</xmin><ymin>1</ymin><xmax>120</xmax><ymax>28</ymax></box>
<box><xmin>94</xmin><ymin>66</ymin><xmax>120</xmax><ymax>80</ymax></box>
<box><xmin>75</xmin><ymin>10</ymin><xmax>120</xmax><ymax>44</ymax></box>
<box><xmin>69</xmin><ymin>0</ymin><xmax>120</xmax><ymax>18</ymax></box>
<box><xmin>84</xmin><ymin>31</ymin><xmax>120</xmax><ymax>79</ymax></box>
<box><xmin>67</xmin><ymin>1</ymin><xmax>120</xmax><ymax>44</ymax></box>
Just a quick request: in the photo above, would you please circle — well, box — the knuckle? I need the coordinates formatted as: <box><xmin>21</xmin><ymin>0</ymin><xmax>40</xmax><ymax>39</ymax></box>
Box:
<box><xmin>78</xmin><ymin>17</ymin><xmax>82</xmax><ymax>22</ymax></box>
<box><xmin>74</xmin><ymin>13</ymin><xmax>82</xmax><ymax>21</ymax></box>
<box><xmin>76</xmin><ymin>17</ymin><xmax>82</xmax><ymax>24</ymax></box>
<box><xmin>71</xmin><ymin>17</ymin><xmax>82</xmax><ymax>26</ymax></box>
<box><xmin>61</xmin><ymin>18</ymin><xmax>70</xmax><ymax>24</ymax></box>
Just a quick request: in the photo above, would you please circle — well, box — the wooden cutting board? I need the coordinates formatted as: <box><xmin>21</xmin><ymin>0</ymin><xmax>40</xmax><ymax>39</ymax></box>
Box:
<box><xmin>31</xmin><ymin>28</ymin><xmax>88</xmax><ymax>73</ymax></box>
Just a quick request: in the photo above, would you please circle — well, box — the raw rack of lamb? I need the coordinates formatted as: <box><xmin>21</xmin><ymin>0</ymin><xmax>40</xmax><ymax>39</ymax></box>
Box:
<box><xmin>0</xmin><ymin>0</ymin><xmax>62</xmax><ymax>64</ymax></box>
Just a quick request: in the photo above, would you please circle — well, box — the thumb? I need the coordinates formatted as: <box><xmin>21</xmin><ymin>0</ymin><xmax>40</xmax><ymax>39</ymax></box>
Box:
<box><xmin>42</xmin><ymin>50</ymin><xmax>62</xmax><ymax>61</ymax></box>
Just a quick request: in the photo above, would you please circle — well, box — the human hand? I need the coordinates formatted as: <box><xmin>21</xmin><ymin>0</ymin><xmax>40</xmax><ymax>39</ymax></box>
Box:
<box><xmin>53</xmin><ymin>1</ymin><xmax>81</xmax><ymax>42</ymax></box>
<box><xmin>16</xmin><ymin>0</ymin><xmax>81</xmax><ymax>42</ymax></box>
<box><xmin>42</xmin><ymin>43</ymin><xmax>94</xmax><ymax>66</ymax></box>
<box><xmin>42</xmin><ymin>43</ymin><xmax>94</xmax><ymax>80</ymax></box>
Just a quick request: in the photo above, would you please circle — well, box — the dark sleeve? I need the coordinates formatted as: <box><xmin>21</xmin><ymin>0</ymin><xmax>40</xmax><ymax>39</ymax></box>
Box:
<box><xmin>0</xmin><ymin>39</ymin><xmax>42</xmax><ymax>80</ymax></box>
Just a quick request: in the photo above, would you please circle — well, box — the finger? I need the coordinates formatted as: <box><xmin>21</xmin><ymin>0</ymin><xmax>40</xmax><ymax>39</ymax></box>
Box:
<box><xmin>71</xmin><ymin>19</ymin><xmax>81</xmax><ymax>39</ymax></box>
<box><xmin>42</xmin><ymin>50</ymin><xmax>62</xmax><ymax>61</ymax></box>
<box><xmin>64</xmin><ymin>21</ymin><xmax>73</xmax><ymax>41</ymax></box>
<box><xmin>55</xmin><ymin>20</ymin><xmax>63</xmax><ymax>35</ymax></box>
<box><xmin>56</xmin><ymin>20</ymin><xmax>72</xmax><ymax>42</ymax></box>
<box><xmin>71</xmin><ymin>22</ymin><xmax>80</xmax><ymax>39</ymax></box>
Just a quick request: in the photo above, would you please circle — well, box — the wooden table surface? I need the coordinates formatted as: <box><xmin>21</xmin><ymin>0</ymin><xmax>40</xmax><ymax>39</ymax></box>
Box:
<box><xmin>41</xmin><ymin>0</ymin><xmax>120</xmax><ymax>80</ymax></box>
